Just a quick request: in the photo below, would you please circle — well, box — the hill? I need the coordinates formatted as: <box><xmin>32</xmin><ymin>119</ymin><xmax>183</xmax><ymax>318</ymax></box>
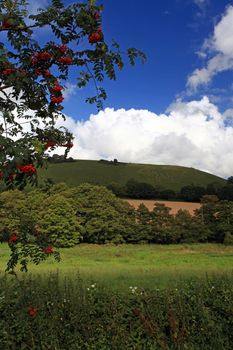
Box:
<box><xmin>38</xmin><ymin>159</ymin><xmax>226</xmax><ymax>191</ymax></box>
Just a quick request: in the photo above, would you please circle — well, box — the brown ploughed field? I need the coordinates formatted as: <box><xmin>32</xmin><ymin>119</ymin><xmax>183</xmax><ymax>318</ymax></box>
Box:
<box><xmin>126</xmin><ymin>199</ymin><xmax>201</xmax><ymax>215</ymax></box>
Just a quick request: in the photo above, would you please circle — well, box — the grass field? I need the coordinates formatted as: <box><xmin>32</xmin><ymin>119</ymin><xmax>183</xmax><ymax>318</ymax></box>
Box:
<box><xmin>1</xmin><ymin>243</ymin><xmax>233</xmax><ymax>290</ymax></box>
<box><xmin>38</xmin><ymin>160</ymin><xmax>225</xmax><ymax>191</ymax></box>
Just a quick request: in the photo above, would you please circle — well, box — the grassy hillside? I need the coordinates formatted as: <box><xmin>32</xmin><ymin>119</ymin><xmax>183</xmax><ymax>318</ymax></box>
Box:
<box><xmin>38</xmin><ymin>160</ymin><xmax>226</xmax><ymax>191</ymax></box>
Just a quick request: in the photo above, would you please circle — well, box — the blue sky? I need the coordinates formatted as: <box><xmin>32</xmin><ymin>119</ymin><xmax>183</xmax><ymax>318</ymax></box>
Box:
<box><xmin>61</xmin><ymin>0</ymin><xmax>232</xmax><ymax>119</ymax></box>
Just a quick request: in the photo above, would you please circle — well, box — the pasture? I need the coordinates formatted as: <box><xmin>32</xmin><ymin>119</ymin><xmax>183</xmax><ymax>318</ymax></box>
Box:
<box><xmin>38</xmin><ymin>159</ymin><xmax>225</xmax><ymax>191</ymax></box>
<box><xmin>1</xmin><ymin>243</ymin><xmax>233</xmax><ymax>289</ymax></box>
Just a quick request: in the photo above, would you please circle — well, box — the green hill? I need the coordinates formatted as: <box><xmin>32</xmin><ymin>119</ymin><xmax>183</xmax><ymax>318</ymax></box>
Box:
<box><xmin>38</xmin><ymin>160</ymin><xmax>226</xmax><ymax>191</ymax></box>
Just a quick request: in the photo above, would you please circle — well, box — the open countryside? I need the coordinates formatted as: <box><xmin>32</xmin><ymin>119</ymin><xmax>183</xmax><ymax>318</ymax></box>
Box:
<box><xmin>1</xmin><ymin>0</ymin><xmax>233</xmax><ymax>348</ymax></box>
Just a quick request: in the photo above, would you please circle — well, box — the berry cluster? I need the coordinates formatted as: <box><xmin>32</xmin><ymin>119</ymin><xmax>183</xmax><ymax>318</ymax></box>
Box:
<box><xmin>16</xmin><ymin>164</ymin><xmax>37</xmax><ymax>175</ymax></box>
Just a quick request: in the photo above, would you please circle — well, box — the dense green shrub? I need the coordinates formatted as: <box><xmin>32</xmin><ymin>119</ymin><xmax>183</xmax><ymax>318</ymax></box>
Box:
<box><xmin>0</xmin><ymin>274</ymin><xmax>233</xmax><ymax>349</ymax></box>
<box><xmin>1</xmin><ymin>183</ymin><xmax>233</xmax><ymax>246</ymax></box>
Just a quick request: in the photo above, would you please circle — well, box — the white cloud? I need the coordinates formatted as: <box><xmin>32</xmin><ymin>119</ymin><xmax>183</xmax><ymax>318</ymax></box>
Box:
<box><xmin>63</xmin><ymin>83</ymin><xmax>77</xmax><ymax>100</ymax></box>
<box><xmin>187</xmin><ymin>5</ymin><xmax>233</xmax><ymax>91</ymax></box>
<box><xmin>28</xmin><ymin>0</ymin><xmax>49</xmax><ymax>15</ymax></box>
<box><xmin>52</xmin><ymin>97</ymin><xmax>233</xmax><ymax>178</ymax></box>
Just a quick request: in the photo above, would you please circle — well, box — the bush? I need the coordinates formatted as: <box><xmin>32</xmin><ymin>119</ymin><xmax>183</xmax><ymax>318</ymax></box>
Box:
<box><xmin>0</xmin><ymin>274</ymin><xmax>233</xmax><ymax>349</ymax></box>
<box><xmin>224</xmin><ymin>232</ymin><xmax>233</xmax><ymax>245</ymax></box>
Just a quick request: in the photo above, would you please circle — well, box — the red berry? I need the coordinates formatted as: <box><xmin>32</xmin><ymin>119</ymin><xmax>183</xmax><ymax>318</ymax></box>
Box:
<box><xmin>43</xmin><ymin>245</ymin><xmax>53</xmax><ymax>254</ymax></box>
<box><xmin>63</xmin><ymin>142</ymin><xmax>73</xmax><ymax>148</ymax></box>
<box><xmin>94</xmin><ymin>12</ymin><xmax>101</xmax><ymax>20</ymax></box>
<box><xmin>43</xmin><ymin>70</ymin><xmax>52</xmax><ymax>77</ymax></box>
<box><xmin>9</xmin><ymin>233</ymin><xmax>17</xmax><ymax>243</ymax></box>
<box><xmin>16</xmin><ymin>164</ymin><xmax>36</xmax><ymax>175</ymax></box>
<box><xmin>58</xmin><ymin>57</ymin><xmax>73</xmax><ymax>65</ymax></box>
<box><xmin>51</xmin><ymin>85</ymin><xmax>63</xmax><ymax>93</ymax></box>
<box><xmin>28</xmin><ymin>307</ymin><xmax>39</xmax><ymax>317</ymax></box>
<box><xmin>50</xmin><ymin>96</ymin><xmax>64</xmax><ymax>103</ymax></box>
<box><xmin>2</xmin><ymin>19</ymin><xmax>11</xmax><ymax>29</ymax></box>
<box><xmin>35</xmin><ymin>68</ymin><xmax>42</xmax><ymax>76</ymax></box>
<box><xmin>58</xmin><ymin>44</ymin><xmax>68</xmax><ymax>53</ymax></box>
<box><xmin>44</xmin><ymin>140</ymin><xmax>56</xmax><ymax>150</ymax></box>
<box><xmin>2</xmin><ymin>68</ymin><xmax>14</xmax><ymax>76</ymax></box>
<box><xmin>39</xmin><ymin>52</ymin><xmax>51</xmax><ymax>61</ymax></box>
<box><xmin>88</xmin><ymin>31</ymin><xmax>102</xmax><ymax>44</ymax></box>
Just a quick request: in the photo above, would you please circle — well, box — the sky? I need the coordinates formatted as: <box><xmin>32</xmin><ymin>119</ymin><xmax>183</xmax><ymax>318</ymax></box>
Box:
<box><xmin>3</xmin><ymin>0</ymin><xmax>233</xmax><ymax>178</ymax></box>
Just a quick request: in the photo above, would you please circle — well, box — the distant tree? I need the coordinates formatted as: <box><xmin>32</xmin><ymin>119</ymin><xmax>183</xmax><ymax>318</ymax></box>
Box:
<box><xmin>200</xmin><ymin>195</ymin><xmax>219</xmax><ymax>204</ymax></box>
<box><xmin>159</xmin><ymin>189</ymin><xmax>176</xmax><ymax>200</ymax></box>
<box><xmin>174</xmin><ymin>209</ymin><xmax>209</xmax><ymax>243</ymax></box>
<box><xmin>180</xmin><ymin>185</ymin><xmax>206</xmax><ymax>202</ymax></box>
<box><xmin>227</xmin><ymin>176</ymin><xmax>233</xmax><ymax>185</ymax></box>
<box><xmin>135</xmin><ymin>203</ymin><xmax>152</xmax><ymax>242</ymax></box>
<box><xmin>107</xmin><ymin>182</ymin><xmax>126</xmax><ymax>197</ymax></box>
<box><xmin>125</xmin><ymin>179</ymin><xmax>156</xmax><ymax>199</ymax></box>
<box><xmin>206</xmin><ymin>182</ymin><xmax>223</xmax><ymax>196</ymax></box>
<box><xmin>218</xmin><ymin>185</ymin><xmax>233</xmax><ymax>201</ymax></box>
<box><xmin>150</xmin><ymin>203</ymin><xmax>176</xmax><ymax>243</ymax></box>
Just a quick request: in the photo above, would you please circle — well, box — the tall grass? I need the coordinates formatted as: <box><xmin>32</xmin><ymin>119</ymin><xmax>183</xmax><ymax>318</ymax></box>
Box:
<box><xmin>0</xmin><ymin>273</ymin><xmax>233</xmax><ymax>349</ymax></box>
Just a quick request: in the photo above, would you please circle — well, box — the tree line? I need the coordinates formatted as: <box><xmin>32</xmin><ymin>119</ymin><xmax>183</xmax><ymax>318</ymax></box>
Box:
<box><xmin>1</xmin><ymin>183</ymin><xmax>233</xmax><ymax>247</ymax></box>
<box><xmin>107</xmin><ymin>178</ymin><xmax>233</xmax><ymax>202</ymax></box>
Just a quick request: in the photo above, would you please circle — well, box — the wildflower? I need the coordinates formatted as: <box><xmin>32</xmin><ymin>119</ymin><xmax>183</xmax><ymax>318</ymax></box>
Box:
<box><xmin>28</xmin><ymin>307</ymin><xmax>39</xmax><ymax>317</ymax></box>
<box><xmin>129</xmin><ymin>286</ymin><xmax>138</xmax><ymax>294</ymax></box>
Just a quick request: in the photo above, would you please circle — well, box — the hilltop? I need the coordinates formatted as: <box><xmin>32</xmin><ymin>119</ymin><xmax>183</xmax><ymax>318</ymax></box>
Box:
<box><xmin>38</xmin><ymin>159</ymin><xmax>226</xmax><ymax>191</ymax></box>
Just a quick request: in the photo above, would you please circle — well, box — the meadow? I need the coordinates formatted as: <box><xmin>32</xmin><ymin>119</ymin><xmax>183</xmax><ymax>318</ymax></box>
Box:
<box><xmin>1</xmin><ymin>243</ymin><xmax>233</xmax><ymax>349</ymax></box>
<box><xmin>1</xmin><ymin>243</ymin><xmax>233</xmax><ymax>289</ymax></box>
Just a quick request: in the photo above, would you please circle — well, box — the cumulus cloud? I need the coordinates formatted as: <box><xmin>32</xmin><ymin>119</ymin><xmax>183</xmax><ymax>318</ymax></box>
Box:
<box><xmin>187</xmin><ymin>5</ymin><xmax>233</xmax><ymax>91</ymax></box>
<box><xmin>52</xmin><ymin>97</ymin><xmax>233</xmax><ymax>178</ymax></box>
